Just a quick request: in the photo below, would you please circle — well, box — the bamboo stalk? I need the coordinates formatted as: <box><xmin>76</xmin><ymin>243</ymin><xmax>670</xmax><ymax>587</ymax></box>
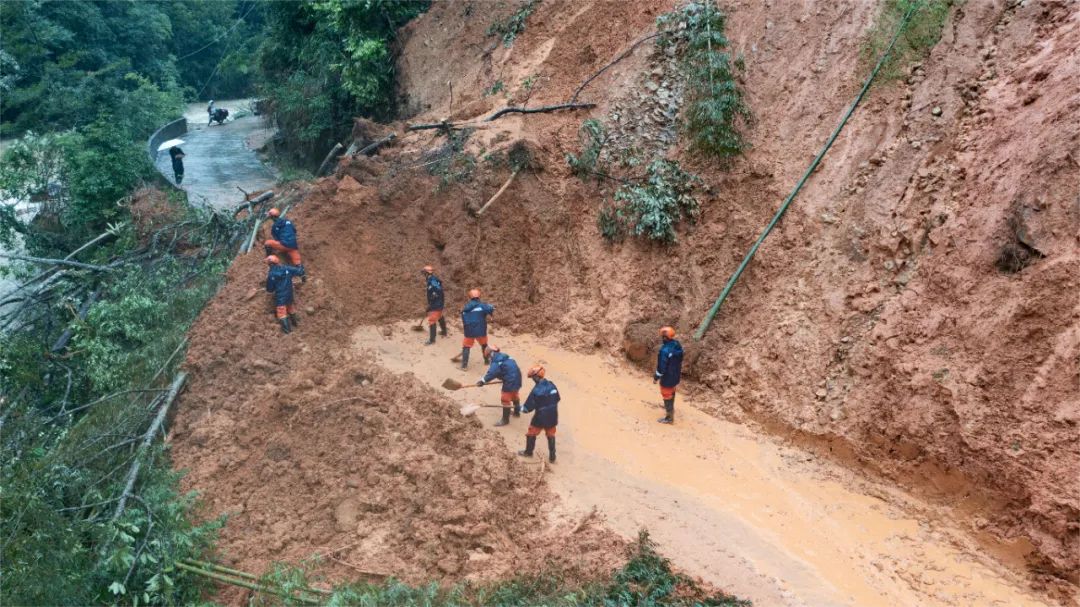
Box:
<box><xmin>474</xmin><ymin>169</ymin><xmax>520</xmax><ymax>216</ymax></box>
<box><xmin>175</xmin><ymin>562</ymin><xmax>322</xmax><ymax>604</ymax></box>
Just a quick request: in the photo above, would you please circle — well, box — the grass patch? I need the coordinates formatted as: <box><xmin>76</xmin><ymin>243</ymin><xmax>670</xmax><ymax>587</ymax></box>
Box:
<box><xmin>862</xmin><ymin>0</ymin><xmax>955</xmax><ymax>81</ymax></box>
<box><xmin>487</xmin><ymin>0</ymin><xmax>540</xmax><ymax>47</ymax></box>
<box><xmin>245</xmin><ymin>531</ymin><xmax>749</xmax><ymax>606</ymax></box>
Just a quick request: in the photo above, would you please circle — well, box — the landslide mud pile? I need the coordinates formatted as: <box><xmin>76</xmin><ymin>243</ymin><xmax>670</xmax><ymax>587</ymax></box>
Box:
<box><xmin>172</xmin><ymin>0</ymin><xmax>1078</xmax><ymax>598</ymax></box>
<box><xmin>172</xmin><ymin>247</ymin><xmax>622</xmax><ymax>598</ymax></box>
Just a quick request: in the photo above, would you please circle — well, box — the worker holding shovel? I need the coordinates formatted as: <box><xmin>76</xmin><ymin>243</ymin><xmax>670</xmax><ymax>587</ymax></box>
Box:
<box><xmin>421</xmin><ymin>265</ymin><xmax>448</xmax><ymax>344</ymax></box>
<box><xmin>655</xmin><ymin>326</ymin><xmax>684</xmax><ymax>424</ymax></box>
<box><xmin>459</xmin><ymin>289</ymin><xmax>494</xmax><ymax>370</ymax></box>
<box><xmin>265</xmin><ymin>255</ymin><xmax>305</xmax><ymax>334</ymax></box>
<box><xmin>476</xmin><ymin>345</ymin><xmax>522</xmax><ymax>426</ymax></box>
<box><xmin>519</xmin><ymin>365</ymin><xmax>559</xmax><ymax>463</ymax></box>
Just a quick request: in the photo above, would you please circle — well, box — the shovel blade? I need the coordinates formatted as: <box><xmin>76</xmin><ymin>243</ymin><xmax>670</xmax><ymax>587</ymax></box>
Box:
<box><xmin>411</xmin><ymin>324</ymin><xmax>425</xmax><ymax>332</ymax></box>
<box><xmin>459</xmin><ymin>403</ymin><xmax>482</xmax><ymax>416</ymax></box>
<box><xmin>442</xmin><ymin>378</ymin><xmax>464</xmax><ymax>390</ymax></box>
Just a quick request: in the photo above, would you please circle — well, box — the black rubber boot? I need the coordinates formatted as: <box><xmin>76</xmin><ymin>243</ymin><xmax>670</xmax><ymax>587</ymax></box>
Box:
<box><xmin>547</xmin><ymin>436</ymin><xmax>556</xmax><ymax>463</ymax></box>
<box><xmin>658</xmin><ymin>399</ymin><xmax>675</xmax><ymax>424</ymax></box>
<box><xmin>438</xmin><ymin>317</ymin><xmax>448</xmax><ymax>337</ymax></box>
<box><xmin>278</xmin><ymin>317</ymin><xmax>291</xmax><ymax>334</ymax></box>
<box><xmin>460</xmin><ymin>348</ymin><xmax>470</xmax><ymax>370</ymax></box>
<box><xmin>518</xmin><ymin>435</ymin><xmax>536</xmax><ymax>457</ymax></box>
<box><xmin>512</xmin><ymin>399</ymin><xmax>521</xmax><ymax>417</ymax></box>
<box><xmin>425</xmin><ymin>324</ymin><xmax>436</xmax><ymax>345</ymax></box>
<box><xmin>494</xmin><ymin>407</ymin><xmax>511</xmax><ymax>427</ymax></box>
<box><xmin>289</xmin><ymin>313</ymin><xmax>300</xmax><ymax>327</ymax></box>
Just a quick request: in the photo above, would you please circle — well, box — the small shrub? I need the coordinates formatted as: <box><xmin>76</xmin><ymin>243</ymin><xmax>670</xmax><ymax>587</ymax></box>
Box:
<box><xmin>565</xmin><ymin>119</ymin><xmax>609</xmax><ymax>181</ymax></box>
<box><xmin>657</xmin><ymin>1</ymin><xmax>751</xmax><ymax>160</ymax></box>
<box><xmin>602</xmin><ymin>159</ymin><xmax>702</xmax><ymax>244</ymax></box>
<box><xmin>487</xmin><ymin>0</ymin><xmax>540</xmax><ymax>47</ymax></box>
<box><xmin>862</xmin><ymin>0</ymin><xmax>954</xmax><ymax>81</ymax></box>
<box><xmin>484</xmin><ymin>80</ymin><xmax>505</xmax><ymax>97</ymax></box>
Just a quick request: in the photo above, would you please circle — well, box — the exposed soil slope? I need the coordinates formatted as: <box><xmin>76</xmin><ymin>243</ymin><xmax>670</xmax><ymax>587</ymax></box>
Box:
<box><xmin>171</xmin><ymin>0</ymin><xmax>1078</xmax><ymax>602</ymax></box>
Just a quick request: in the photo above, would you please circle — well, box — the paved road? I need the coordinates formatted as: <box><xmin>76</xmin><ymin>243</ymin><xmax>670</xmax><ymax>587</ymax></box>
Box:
<box><xmin>154</xmin><ymin>101</ymin><xmax>277</xmax><ymax>210</ymax></box>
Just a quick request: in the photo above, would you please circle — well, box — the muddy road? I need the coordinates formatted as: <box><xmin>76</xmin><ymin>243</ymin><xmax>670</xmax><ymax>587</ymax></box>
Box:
<box><xmin>353</xmin><ymin>322</ymin><xmax>1055</xmax><ymax>607</ymax></box>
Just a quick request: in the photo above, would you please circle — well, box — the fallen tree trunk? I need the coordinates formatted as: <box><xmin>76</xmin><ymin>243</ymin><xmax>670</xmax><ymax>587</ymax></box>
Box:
<box><xmin>354</xmin><ymin>133</ymin><xmax>397</xmax><ymax>156</ymax></box>
<box><xmin>485</xmin><ymin>102</ymin><xmax>595</xmax><ymax>122</ymax></box>
<box><xmin>316</xmin><ymin>142</ymin><xmax>345</xmax><ymax>177</ymax></box>
<box><xmin>110</xmin><ymin>371</ymin><xmax>187</xmax><ymax>523</ymax></box>
<box><xmin>50</xmin><ymin>288</ymin><xmax>101</xmax><ymax>353</ymax></box>
<box><xmin>0</xmin><ymin>253</ymin><xmax>115</xmax><ymax>273</ymax></box>
<box><xmin>230</xmin><ymin>190</ymin><xmax>274</xmax><ymax>217</ymax></box>
<box><xmin>406</xmin><ymin>121</ymin><xmax>453</xmax><ymax>132</ymax></box>
<box><xmin>474</xmin><ymin>168</ymin><xmax>521</xmax><ymax>216</ymax></box>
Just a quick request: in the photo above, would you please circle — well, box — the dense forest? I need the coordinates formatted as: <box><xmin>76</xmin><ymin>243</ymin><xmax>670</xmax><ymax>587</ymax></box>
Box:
<box><xmin>0</xmin><ymin>1</ymin><xmax>423</xmax><ymax>603</ymax></box>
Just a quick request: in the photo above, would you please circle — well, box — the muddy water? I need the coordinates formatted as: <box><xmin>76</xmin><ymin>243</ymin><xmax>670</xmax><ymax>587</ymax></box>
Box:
<box><xmin>351</xmin><ymin>323</ymin><xmax>1055</xmax><ymax>607</ymax></box>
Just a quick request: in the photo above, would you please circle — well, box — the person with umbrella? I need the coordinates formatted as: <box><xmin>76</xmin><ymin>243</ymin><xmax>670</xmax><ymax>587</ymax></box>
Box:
<box><xmin>157</xmin><ymin>138</ymin><xmax>186</xmax><ymax>186</ymax></box>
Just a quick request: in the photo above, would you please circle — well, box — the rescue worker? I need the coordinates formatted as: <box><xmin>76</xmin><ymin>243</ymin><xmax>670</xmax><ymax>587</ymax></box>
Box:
<box><xmin>519</xmin><ymin>365</ymin><xmax>559</xmax><ymax>463</ymax></box>
<box><xmin>264</xmin><ymin>208</ymin><xmax>303</xmax><ymax>269</ymax></box>
<box><xmin>654</xmin><ymin>326</ymin><xmax>684</xmax><ymax>424</ymax></box>
<box><xmin>459</xmin><ymin>289</ymin><xmax>494</xmax><ymax>370</ymax></box>
<box><xmin>422</xmin><ymin>265</ymin><xmax>448</xmax><ymax>345</ymax></box>
<box><xmin>265</xmin><ymin>255</ymin><xmax>305</xmax><ymax>334</ymax></box>
<box><xmin>476</xmin><ymin>345</ymin><xmax>522</xmax><ymax>426</ymax></box>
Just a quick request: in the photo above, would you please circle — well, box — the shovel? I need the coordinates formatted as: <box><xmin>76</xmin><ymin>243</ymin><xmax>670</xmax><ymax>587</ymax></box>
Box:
<box><xmin>459</xmin><ymin>403</ymin><xmax>505</xmax><ymax>417</ymax></box>
<box><xmin>411</xmin><ymin>316</ymin><xmax>426</xmax><ymax>332</ymax></box>
<box><xmin>442</xmin><ymin>378</ymin><xmax>501</xmax><ymax>390</ymax></box>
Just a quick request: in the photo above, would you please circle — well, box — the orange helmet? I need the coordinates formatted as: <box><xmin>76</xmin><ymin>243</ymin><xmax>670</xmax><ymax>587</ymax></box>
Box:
<box><xmin>526</xmin><ymin>365</ymin><xmax>545</xmax><ymax>379</ymax></box>
<box><xmin>422</xmin><ymin>265</ymin><xmax>434</xmax><ymax>274</ymax></box>
<box><xmin>469</xmin><ymin>288</ymin><xmax>481</xmax><ymax>299</ymax></box>
<box><xmin>265</xmin><ymin>255</ymin><xmax>281</xmax><ymax>265</ymax></box>
<box><xmin>659</xmin><ymin>326</ymin><xmax>676</xmax><ymax>339</ymax></box>
<box><xmin>268</xmin><ymin>208</ymin><xmax>280</xmax><ymax>218</ymax></box>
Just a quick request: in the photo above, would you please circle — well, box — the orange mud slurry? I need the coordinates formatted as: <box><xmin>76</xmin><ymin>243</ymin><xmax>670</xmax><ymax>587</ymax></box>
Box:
<box><xmin>353</xmin><ymin>322</ymin><xmax>1056</xmax><ymax>607</ymax></box>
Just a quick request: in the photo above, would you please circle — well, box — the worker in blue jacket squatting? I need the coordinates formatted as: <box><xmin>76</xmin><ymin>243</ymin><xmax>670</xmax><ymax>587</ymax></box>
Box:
<box><xmin>264</xmin><ymin>208</ymin><xmax>304</xmax><ymax>271</ymax></box>
<box><xmin>519</xmin><ymin>365</ymin><xmax>559</xmax><ymax>463</ymax></box>
<box><xmin>654</xmin><ymin>326</ymin><xmax>685</xmax><ymax>424</ymax></box>
<box><xmin>265</xmin><ymin>255</ymin><xmax>305</xmax><ymax>334</ymax></box>
<box><xmin>459</xmin><ymin>289</ymin><xmax>494</xmax><ymax>370</ymax></box>
<box><xmin>476</xmin><ymin>345</ymin><xmax>522</xmax><ymax>426</ymax></box>
<box><xmin>421</xmin><ymin>265</ymin><xmax>448</xmax><ymax>345</ymax></box>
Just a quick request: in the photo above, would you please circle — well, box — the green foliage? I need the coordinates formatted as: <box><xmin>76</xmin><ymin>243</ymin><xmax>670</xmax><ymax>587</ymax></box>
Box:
<box><xmin>484</xmin><ymin>80</ymin><xmax>507</xmax><ymax>97</ymax></box>
<box><xmin>603</xmin><ymin>159</ymin><xmax>702</xmax><ymax>244</ymax></box>
<box><xmin>427</xmin><ymin>129</ymin><xmax>477</xmax><ymax>190</ymax></box>
<box><xmin>241</xmin><ymin>531</ymin><xmax>747</xmax><ymax>606</ymax></box>
<box><xmin>657</xmin><ymin>1</ymin><xmax>751</xmax><ymax>160</ymax></box>
<box><xmin>862</xmin><ymin>0</ymin><xmax>954</xmax><ymax>81</ymax></box>
<box><xmin>566</xmin><ymin>119</ymin><xmax>609</xmax><ymax>181</ymax></box>
<box><xmin>257</xmin><ymin>0</ymin><xmax>427</xmax><ymax>165</ymax></box>
<box><xmin>0</xmin><ymin>199</ymin><xmax>234</xmax><ymax>605</ymax></box>
<box><xmin>162</xmin><ymin>0</ymin><xmax>265</xmax><ymax>99</ymax></box>
<box><xmin>487</xmin><ymin>0</ymin><xmax>540</xmax><ymax>47</ymax></box>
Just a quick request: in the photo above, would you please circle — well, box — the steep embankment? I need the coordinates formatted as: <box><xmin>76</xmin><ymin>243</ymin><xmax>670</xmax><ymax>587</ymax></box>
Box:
<box><xmin>171</xmin><ymin>0</ymin><xmax>1078</xmax><ymax>602</ymax></box>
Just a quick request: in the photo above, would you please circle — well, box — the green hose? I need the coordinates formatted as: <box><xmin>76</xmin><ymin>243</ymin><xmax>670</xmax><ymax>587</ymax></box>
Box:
<box><xmin>694</xmin><ymin>2</ymin><xmax>923</xmax><ymax>340</ymax></box>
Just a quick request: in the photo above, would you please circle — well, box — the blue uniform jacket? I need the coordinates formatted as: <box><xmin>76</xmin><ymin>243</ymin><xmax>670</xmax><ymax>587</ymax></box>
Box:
<box><xmin>522</xmin><ymin>378</ymin><xmax>560</xmax><ymax>428</ymax></box>
<box><xmin>461</xmin><ymin>299</ymin><xmax>494</xmax><ymax>338</ymax></box>
<box><xmin>481</xmin><ymin>352</ymin><xmax>522</xmax><ymax>392</ymax></box>
<box><xmin>271</xmin><ymin>217</ymin><xmax>298</xmax><ymax>249</ymax></box>
<box><xmin>655</xmin><ymin>339</ymin><xmax>684</xmax><ymax>388</ymax></box>
<box><xmin>426</xmin><ymin>275</ymin><xmax>444</xmax><ymax>311</ymax></box>
<box><xmin>266</xmin><ymin>264</ymin><xmax>305</xmax><ymax>306</ymax></box>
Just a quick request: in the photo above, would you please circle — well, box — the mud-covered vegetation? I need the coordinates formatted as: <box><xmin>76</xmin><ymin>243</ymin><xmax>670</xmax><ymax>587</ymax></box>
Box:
<box><xmin>862</xmin><ymin>0</ymin><xmax>955</xmax><ymax>80</ymax></box>
<box><xmin>243</xmin><ymin>532</ymin><xmax>748</xmax><ymax>607</ymax></box>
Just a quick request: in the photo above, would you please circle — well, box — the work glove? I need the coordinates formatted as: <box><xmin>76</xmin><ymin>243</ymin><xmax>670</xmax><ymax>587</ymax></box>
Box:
<box><xmin>476</xmin><ymin>380</ymin><xmax>485</xmax><ymax>387</ymax></box>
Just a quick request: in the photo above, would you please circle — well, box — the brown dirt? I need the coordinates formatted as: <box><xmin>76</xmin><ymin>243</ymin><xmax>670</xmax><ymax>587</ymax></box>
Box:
<box><xmin>172</xmin><ymin>0</ymin><xmax>1079</xmax><ymax>603</ymax></box>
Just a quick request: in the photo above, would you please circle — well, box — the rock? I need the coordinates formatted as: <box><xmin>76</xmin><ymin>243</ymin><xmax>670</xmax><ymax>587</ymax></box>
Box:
<box><xmin>815</xmin><ymin>389</ymin><xmax>827</xmax><ymax>399</ymax></box>
<box><xmin>623</xmin><ymin>339</ymin><xmax>649</xmax><ymax>362</ymax></box>
<box><xmin>437</xmin><ymin>556</ymin><xmax>461</xmax><ymax>575</ymax></box>
<box><xmin>305</xmin><ymin>306</ymin><xmax>316</xmax><ymax>315</ymax></box>
<box><xmin>334</xmin><ymin>499</ymin><xmax>360</xmax><ymax>532</ymax></box>
<box><xmin>931</xmin><ymin>106</ymin><xmax>942</xmax><ymax>116</ymax></box>
<box><xmin>381</xmin><ymin>326</ymin><xmax>393</xmax><ymax>337</ymax></box>
<box><xmin>884</xmin><ymin>260</ymin><xmax>896</xmax><ymax>271</ymax></box>
<box><xmin>645</xmin><ymin>81</ymin><xmax>659</xmax><ymax>92</ymax></box>
<box><xmin>820</xmin><ymin>212</ymin><xmax>837</xmax><ymax>224</ymax></box>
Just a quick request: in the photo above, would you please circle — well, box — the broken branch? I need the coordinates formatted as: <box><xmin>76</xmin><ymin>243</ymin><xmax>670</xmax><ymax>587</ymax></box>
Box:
<box><xmin>0</xmin><ymin>253</ymin><xmax>115</xmax><ymax>273</ymax></box>
<box><xmin>354</xmin><ymin>133</ymin><xmax>397</xmax><ymax>156</ymax></box>
<box><xmin>485</xmin><ymin>103</ymin><xmax>596</xmax><ymax>122</ymax></box>
<box><xmin>571</xmin><ymin>32</ymin><xmax>661</xmax><ymax>103</ymax></box>
<box><xmin>474</xmin><ymin>169</ymin><xmax>521</xmax><ymax>216</ymax></box>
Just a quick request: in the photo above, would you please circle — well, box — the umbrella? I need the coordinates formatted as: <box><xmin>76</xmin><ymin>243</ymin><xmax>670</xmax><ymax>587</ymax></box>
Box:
<box><xmin>157</xmin><ymin>138</ymin><xmax>185</xmax><ymax>152</ymax></box>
